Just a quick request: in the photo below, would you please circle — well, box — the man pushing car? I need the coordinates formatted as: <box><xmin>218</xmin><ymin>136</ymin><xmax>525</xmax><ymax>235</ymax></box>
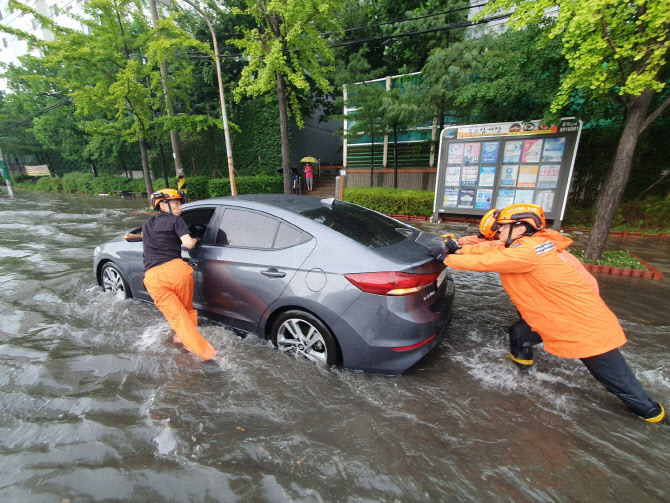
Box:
<box><xmin>429</xmin><ymin>203</ymin><xmax>665</xmax><ymax>424</ymax></box>
<box><xmin>142</xmin><ymin>189</ymin><xmax>217</xmax><ymax>361</ymax></box>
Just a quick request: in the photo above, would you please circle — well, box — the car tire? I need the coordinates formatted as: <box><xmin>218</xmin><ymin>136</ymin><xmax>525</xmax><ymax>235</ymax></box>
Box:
<box><xmin>101</xmin><ymin>262</ymin><xmax>131</xmax><ymax>299</ymax></box>
<box><xmin>270</xmin><ymin>310</ymin><xmax>339</xmax><ymax>366</ymax></box>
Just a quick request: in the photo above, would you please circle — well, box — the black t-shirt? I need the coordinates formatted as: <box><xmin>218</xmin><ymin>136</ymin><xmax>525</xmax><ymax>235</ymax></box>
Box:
<box><xmin>142</xmin><ymin>212</ymin><xmax>191</xmax><ymax>272</ymax></box>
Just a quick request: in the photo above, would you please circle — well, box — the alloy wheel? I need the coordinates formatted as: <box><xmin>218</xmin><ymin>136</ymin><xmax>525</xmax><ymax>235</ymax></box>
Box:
<box><xmin>276</xmin><ymin>318</ymin><xmax>328</xmax><ymax>364</ymax></box>
<box><xmin>102</xmin><ymin>266</ymin><xmax>126</xmax><ymax>297</ymax></box>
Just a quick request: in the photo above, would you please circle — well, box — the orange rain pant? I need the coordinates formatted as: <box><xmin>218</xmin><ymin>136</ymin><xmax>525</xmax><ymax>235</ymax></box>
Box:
<box><xmin>144</xmin><ymin>258</ymin><xmax>216</xmax><ymax>360</ymax></box>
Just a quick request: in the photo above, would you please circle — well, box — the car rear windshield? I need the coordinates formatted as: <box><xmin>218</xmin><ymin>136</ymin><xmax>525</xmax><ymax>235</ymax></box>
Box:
<box><xmin>299</xmin><ymin>201</ymin><xmax>412</xmax><ymax>248</ymax></box>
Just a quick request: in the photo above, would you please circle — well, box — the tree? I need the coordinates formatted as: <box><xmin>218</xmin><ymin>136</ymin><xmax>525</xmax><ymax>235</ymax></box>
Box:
<box><xmin>230</xmin><ymin>0</ymin><xmax>344</xmax><ymax>193</ymax></box>
<box><xmin>378</xmin><ymin>81</ymin><xmax>422</xmax><ymax>189</ymax></box>
<box><xmin>479</xmin><ymin>0</ymin><xmax>670</xmax><ymax>260</ymax></box>
<box><xmin>5</xmin><ymin>0</ymin><xmax>218</xmax><ymax>194</ymax></box>
<box><xmin>341</xmin><ymin>80</ymin><xmax>386</xmax><ymax>187</ymax></box>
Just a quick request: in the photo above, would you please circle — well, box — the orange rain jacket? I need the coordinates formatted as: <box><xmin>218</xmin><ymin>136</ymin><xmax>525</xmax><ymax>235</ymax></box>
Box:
<box><xmin>457</xmin><ymin>230</ymin><xmax>599</xmax><ymax>295</ymax></box>
<box><xmin>446</xmin><ymin>230</ymin><xmax>625</xmax><ymax>359</ymax></box>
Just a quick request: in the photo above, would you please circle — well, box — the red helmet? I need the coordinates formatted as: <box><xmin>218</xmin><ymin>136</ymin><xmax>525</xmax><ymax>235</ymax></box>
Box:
<box><xmin>479</xmin><ymin>208</ymin><xmax>501</xmax><ymax>239</ymax></box>
<box><xmin>150</xmin><ymin>188</ymin><xmax>185</xmax><ymax>210</ymax></box>
<box><xmin>496</xmin><ymin>203</ymin><xmax>546</xmax><ymax>231</ymax></box>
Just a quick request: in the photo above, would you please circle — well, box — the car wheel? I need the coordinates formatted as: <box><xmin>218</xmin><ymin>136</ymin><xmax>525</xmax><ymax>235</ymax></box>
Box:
<box><xmin>101</xmin><ymin>262</ymin><xmax>131</xmax><ymax>299</ymax></box>
<box><xmin>271</xmin><ymin>310</ymin><xmax>339</xmax><ymax>366</ymax></box>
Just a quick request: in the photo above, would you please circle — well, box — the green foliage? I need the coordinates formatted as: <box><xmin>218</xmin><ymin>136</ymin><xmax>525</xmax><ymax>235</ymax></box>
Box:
<box><xmin>61</xmin><ymin>172</ymin><xmax>95</xmax><ymax>193</ymax></box>
<box><xmin>208</xmin><ymin>176</ymin><xmax>283</xmax><ymax>197</ymax></box>
<box><xmin>563</xmin><ymin>197</ymin><xmax>670</xmax><ymax>232</ymax></box>
<box><xmin>35</xmin><ymin>177</ymin><xmax>63</xmax><ymax>192</ymax></box>
<box><xmin>184</xmin><ymin>176</ymin><xmax>210</xmax><ymax>201</ymax></box>
<box><xmin>479</xmin><ymin>0</ymin><xmax>670</xmax><ymax>112</ymax></box>
<box><xmin>231</xmin><ymin>97</ymin><xmax>284</xmax><ymax>175</ymax></box>
<box><xmin>231</xmin><ymin>0</ymin><xmax>344</xmax><ymax>128</ymax></box>
<box><xmin>342</xmin><ymin>187</ymin><xmax>433</xmax><ymax>216</ymax></box>
<box><xmin>570</xmin><ymin>249</ymin><xmax>646</xmax><ymax>270</ymax></box>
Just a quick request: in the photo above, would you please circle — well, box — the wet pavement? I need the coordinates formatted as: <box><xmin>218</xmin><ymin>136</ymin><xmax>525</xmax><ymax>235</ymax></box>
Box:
<box><xmin>0</xmin><ymin>193</ymin><xmax>669</xmax><ymax>502</ymax></box>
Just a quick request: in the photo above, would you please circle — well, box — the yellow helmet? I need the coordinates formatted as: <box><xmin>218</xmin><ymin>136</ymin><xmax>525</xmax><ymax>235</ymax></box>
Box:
<box><xmin>479</xmin><ymin>208</ymin><xmax>501</xmax><ymax>239</ymax></box>
<box><xmin>150</xmin><ymin>188</ymin><xmax>185</xmax><ymax>210</ymax></box>
<box><xmin>496</xmin><ymin>203</ymin><xmax>546</xmax><ymax>231</ymax></box>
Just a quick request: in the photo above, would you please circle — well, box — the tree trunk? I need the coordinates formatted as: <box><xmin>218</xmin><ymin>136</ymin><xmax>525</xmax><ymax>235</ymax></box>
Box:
<box><xmin>139</xmin><ymin>138</ymin><xmax>154</xmax><ymax>196</ymax></box>
<box><xmin>370</xmin><ymin>136</ymin><xmax>374</xmax><ymax>187</ymax></box>
<box><xmin>276</xmin><ymin>71</ymin><xmax>291</xmax><ymax>194</ymax></box>
<box><xmin>584</xmin><ymin>90</ymin><xmax>653</xmax><ymax>260</ymax></box>
<box><xmin>393</xmin><ymin>126</ymin><xmax>398</xmax><ymax>189</ymax></box>
<box><xmin>90</xmin><ymin>162</ymin><xmax>98</xmax><ymax>178</ymax></box>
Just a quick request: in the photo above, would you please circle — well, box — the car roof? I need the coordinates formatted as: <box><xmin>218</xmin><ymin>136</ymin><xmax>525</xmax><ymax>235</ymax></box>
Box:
<box><xmin>185</xmin><ymin>194</ymin><xmax>338</xmax><ymax>215</ymax></box>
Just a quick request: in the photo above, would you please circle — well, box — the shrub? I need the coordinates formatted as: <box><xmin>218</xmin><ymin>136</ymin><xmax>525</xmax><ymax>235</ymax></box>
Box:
<box><xmin>208</xmin><ymin>175</ymin><xmax>283</xmax><ymax>197</ymax></box>
<box><xmin>36</xmin><ymin>177</ymin><xmax>63</xmax><ymax>192</ymax></box>
<box><xmin>342</xmin><ymin>187</ymin><xmax>434</xmax><ymax>216</ymax></box>
<box><xmin>183</xmin><ymin>175</ymin><xmax>209</xmax><ymax>201</ymax></box>
<box><xmin>61</xmin><ymin>172</ymin><xmax>95</xmax><ymax>193</ymax></box>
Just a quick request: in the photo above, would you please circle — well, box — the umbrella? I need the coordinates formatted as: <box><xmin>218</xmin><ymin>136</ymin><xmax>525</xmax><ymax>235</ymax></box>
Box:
<box><xmin>300</xmin><ymin>156</ymin><xmax>318</xmax><ymax>163</ymax></box>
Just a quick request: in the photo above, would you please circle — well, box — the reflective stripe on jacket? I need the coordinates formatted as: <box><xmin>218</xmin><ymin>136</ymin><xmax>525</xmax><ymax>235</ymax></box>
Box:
<box><xmin>445</xmin><ymin>233</ymin><xmax>626</xmax><ymax>358</ymax></box>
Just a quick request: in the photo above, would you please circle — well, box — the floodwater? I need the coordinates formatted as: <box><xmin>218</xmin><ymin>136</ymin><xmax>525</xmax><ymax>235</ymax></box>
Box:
<box><xmin>1</xmin><ymin>192</ymin><xmax>669</xmax><ymax>502</ymax></box>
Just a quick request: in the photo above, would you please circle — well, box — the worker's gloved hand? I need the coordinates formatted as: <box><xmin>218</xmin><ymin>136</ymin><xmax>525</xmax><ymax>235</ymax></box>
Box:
<box><xmin>444</xmin><ymin>238</ymin><xmax>462</xmax><ymax>255</ymax></box>
<box><xmin>427</xmin><ymin>246</ymin><xmax>448</xmax><ymax>262</ymax></box>
<box><xmin>441</xmin><ymin>233</ymin><xmax>456</xmax><ymax>241</ymax></box>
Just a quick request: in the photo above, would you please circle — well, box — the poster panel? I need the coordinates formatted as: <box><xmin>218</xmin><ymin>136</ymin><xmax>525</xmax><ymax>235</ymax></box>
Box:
<box><xmin>433</xmin><ymin>118</ymin><xmax>582</xmax><ymax>228</ymax></box>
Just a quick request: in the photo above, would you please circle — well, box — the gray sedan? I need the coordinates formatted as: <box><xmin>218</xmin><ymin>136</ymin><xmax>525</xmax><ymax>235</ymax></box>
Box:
<box><xmin>93</xmin><ymin>194</ymin><xmax>455</xmax><ymax>374</ymax></box>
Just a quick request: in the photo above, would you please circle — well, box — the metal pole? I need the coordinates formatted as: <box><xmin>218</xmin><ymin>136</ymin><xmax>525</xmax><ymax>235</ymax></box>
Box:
<box><xmin>0</xmin><ymin>143</ymin><xmax>15</xmax><ymax>197</ymax></box>
<box><xmin>178</xmin><ymin>0</ymin><xmax>237</xmax><ymax>195</ymax></box>
<box><xmin>148</xmin><ymin>0</ymin><xmax>185</xmax><ymax>179</ymax></box>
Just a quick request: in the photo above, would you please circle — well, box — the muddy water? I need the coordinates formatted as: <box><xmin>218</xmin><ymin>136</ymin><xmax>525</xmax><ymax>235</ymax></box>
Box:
<box><xmin>1</xmin><ymin>193</ymin><xmax>668</xmax><ymax>502</ymax></box>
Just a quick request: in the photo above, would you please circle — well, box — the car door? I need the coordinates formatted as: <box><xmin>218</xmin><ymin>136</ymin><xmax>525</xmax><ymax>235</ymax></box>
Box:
<box><xmin>196</xmin><ymin>207</ymin><xmax>315</xmax><ymax>333</ymax></box>
<box><xmin>127</xmin><ymin>206</ymin><xmax>218</xmax><ymax>306</ymax></box>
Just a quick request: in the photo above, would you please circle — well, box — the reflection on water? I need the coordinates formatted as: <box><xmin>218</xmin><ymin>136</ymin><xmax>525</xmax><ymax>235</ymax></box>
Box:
<box><xmin>1</xmin><ymin>193</ymin><xmax>669</xmax><ymax>502</ymax></box>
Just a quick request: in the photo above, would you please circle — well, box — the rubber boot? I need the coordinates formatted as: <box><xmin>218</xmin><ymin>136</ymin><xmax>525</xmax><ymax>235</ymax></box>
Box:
<box><xmin>509</xmin><ymin>353</ymin><xmax>533</xmax><ymax>375</ymax></box>
<box><xmin>643</xmin><ymin>403</ymin><xmax>667</xmax><ymax>424</ymax></box>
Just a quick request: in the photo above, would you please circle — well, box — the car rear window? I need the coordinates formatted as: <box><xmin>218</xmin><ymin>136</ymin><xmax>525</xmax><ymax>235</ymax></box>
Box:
<box><xmin>299</xmin><ymin>201</ymin><xmax>411</xmax><ymax>248</ymax></box>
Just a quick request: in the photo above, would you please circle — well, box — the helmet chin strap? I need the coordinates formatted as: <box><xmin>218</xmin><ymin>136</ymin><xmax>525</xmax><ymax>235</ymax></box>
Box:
<box><xmin>165</xmin><ymin>199</ymin><xmax>174</xmax><ymax>215</ymax></box>
<box><xmin>504</xmin><ymin>222</ymin><xmax>524</xmax><ymax>248</ymax></box>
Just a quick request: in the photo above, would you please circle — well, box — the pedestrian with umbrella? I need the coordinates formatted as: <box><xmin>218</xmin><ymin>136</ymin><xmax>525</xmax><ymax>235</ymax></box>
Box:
<box><xmin>301</xmin><ymin>156</ymin><xmax>317</xmax><ymax>191</ymax></box>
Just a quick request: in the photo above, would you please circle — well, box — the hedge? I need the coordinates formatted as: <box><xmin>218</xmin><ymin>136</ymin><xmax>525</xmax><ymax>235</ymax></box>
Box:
<box><xmin>342</xmin><ymin>187</ymin><xmax>434</xmax><ymax>217</ymax></box>
<box><xmin>208</xmin><ymin>175</ymin><xmax>283</xmax><ymax>197</ymax></box>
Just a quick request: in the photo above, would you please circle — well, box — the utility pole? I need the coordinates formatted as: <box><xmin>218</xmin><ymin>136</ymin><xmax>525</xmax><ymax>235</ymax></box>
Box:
<box><xmin>148</xmin><ymin>0</ymin><xmax>185</xmax><ymax>182</ymax></box>
<box><xmin>177</xmin><ymin>0</ymin><xmax>237</xmax><ymax>195</ymax></box>
<box><xmin>0</xmin><ymin>143</ymin><xmax>15</xmax><ymax>197</ymax></box>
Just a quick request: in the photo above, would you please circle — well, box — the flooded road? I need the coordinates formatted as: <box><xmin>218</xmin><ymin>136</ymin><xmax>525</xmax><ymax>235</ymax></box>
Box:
<box><xmin>1</xmin><ymin>192</ymin><xmax>669</xmax><ymax>502</ymax></box>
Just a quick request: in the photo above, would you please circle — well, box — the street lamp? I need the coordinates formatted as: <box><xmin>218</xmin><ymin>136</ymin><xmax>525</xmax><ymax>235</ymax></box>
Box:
<box><xmin>159</xmin><ymin>0</ymin><xmax>237</xmax><ymax>195</ymax></box>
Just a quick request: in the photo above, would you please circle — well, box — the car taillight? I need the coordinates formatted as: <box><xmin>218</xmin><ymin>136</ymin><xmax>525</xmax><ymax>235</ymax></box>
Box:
<box><xmin>344</xmin><ymin>271</ymin><xmax>440</xmax><ymax>296</ymax></box>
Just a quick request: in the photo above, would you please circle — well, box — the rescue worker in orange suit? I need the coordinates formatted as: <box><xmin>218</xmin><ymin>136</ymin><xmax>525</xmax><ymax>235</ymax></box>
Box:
<box><xmin>142</xmin><ymin>189</ymin><xmax>217</xmax><ymax>361</ymax></box>
<box><xmin>429</xmin><ymin>203</ymin><xmax>665</xmax><ymax>423</ymax></box>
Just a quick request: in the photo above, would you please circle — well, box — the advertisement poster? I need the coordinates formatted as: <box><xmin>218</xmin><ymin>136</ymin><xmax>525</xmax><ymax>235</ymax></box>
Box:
<box><xmin>475</xmin><ymin>189</ymin><xmax>493</xmax><ymax>209</ymax></box>
<box><xmin>444</xmin><ymin>166</ymin><xmax>461</xmax><ymax>186</ymax></box>
<box><xmin>541</xmin><ymin>138</ymin><xmax>566</xmax><ymax>163</ymax></box>
<box><xmin>537</xmin><ymin>166</ymin><xmax>560</xmax><ymax>188</ymax></box>
<box><xmin>520</xmin><ymin>139</ymin><xmax>543</xmax><ymax>163</ymax></box>
<box><xmin>443</xmin><ymin>188</ymin><xmax>459</xmax><ymax>207</ymax></box>
<box><xmin>448</xmin><ymin>143</ymin><xmax>464</xmax><ymax>164</ymax></box>
<box><xmin>458</xmin><ymin>188</ymin><xmax>476</xmax><ymax>208</ymax></box>
<box><xmin>535</xmin><ymin>190</ymin><xmax>555</xmax><ymax>211</ymax></box>
<box><xmin>463</xmin><ymin>143</ymin><xmax>481</xmax><ymax>164</ymax></box>
<box><xmin>456</xmin><ymin>122</ymin><xmax>558</xmax><ymax>138</ymax></box>
<box><xmin>514</xmin><ymin>190</ymin><xmax>535</xmax><ymax>204</ymax></box>
<box><xmin>500</xmin><ymin>165</ymin><xmax>518</xmax><ymax>186</ymax></box>
<box><xmin>481</xmin><ymin>142</ymin><xmax>500</xmax><ymax>164</ymax></box>
<box><xmin>461</xmin><ymin>166</ymin><xmax>479</xmax><ymax>185</ymax></box>
<box><xmin>517</xmin><ymin>165</ymin><xmax>539</xmax><ymax>188</ymax></box>
<box><xmin>478</xmin><ymin>166</ymin><xmax>496</xmax><ymax>186</ymax></box>
<box><xmin>502</xmin><ymin>140</ymin><xmax>523</xmax><ymax>163</ymax></box>
<box><xmin>497</xmin><ymin>189</ymin><xmax>515</xmax><ymax>207</ymax></box>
